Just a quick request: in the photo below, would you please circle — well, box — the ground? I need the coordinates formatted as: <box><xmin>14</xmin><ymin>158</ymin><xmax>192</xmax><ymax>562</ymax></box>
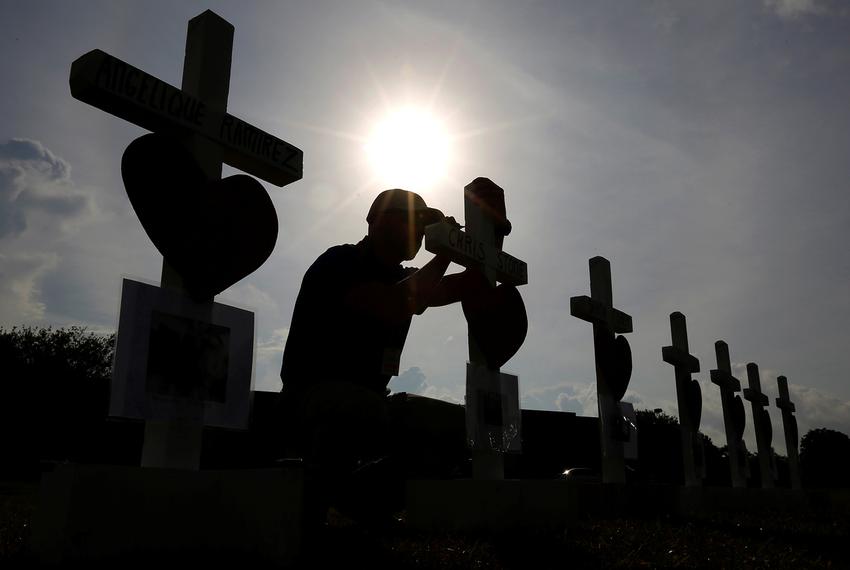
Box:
<box><xmin>2</xmin><ymin>481</ymin><xmax>847</xmax><ymax>569</ymax></box>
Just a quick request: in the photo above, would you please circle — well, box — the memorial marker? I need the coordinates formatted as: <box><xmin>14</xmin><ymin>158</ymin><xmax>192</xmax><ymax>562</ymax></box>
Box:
<box><xmin>776</xmin><ymin>375</ymin><xmax>801</xmax><ymax>490</ymax></box>
<box><xmin>70</xmin><ymin>10</ymin><xmax>303</xmax><ymax>469</ymax></box>
<box><xmin>70</xmin><ymin>50</ymin><xmax>302</xmax><ymax>186</ymax></box>
<box><xmin>570</xmin><ymin>257</ymin><xmax>634</xmax><ymax>484</ymax></box>
<box><xmin>744</xmin><ymin>363</ymin><xmax>775</xmax><ymax>488</ymax></box>
<box><xmin>426</xmin><ymin>177</ymin><xmax>527</xmax><ymax>479</ymax></box>
<box><xmin>709</xmin><ymin>341</ymin><xmax>748</xmax><ymax>488</ymax></box>
<box><xmin>662</xmin><ymin>312</ymin><xmax>704</xmax><ymax>487</ymax></box>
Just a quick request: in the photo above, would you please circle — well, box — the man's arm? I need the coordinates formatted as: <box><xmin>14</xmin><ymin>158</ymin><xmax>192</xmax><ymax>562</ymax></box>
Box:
<box><xmin>345</xmin><ymin>253</ymin><xmax>454</xmax><ymax>324</ymax></box>
<box><xmin>418</xmin><ymin>267</ymin><xmax>488</xmax><ymax>312</ymax></box>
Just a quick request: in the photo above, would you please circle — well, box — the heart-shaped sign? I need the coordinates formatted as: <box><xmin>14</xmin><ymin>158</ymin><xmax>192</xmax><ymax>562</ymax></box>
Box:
<box><xmin>122</xmin><ymin>134</ymin><xmax>278</xmax><ymax>299</ymax></box>
<box><xmin>600</xmin><ymin>335</ymin><xmax>632</xmax><ymax>402</ymax></box>
<box><xmin>789</xmin><ymin>415</ymin><xmax>798</xmax><ymax>447</ymax></box>
<box><xmin>687</xmin><ymin>379</ymin><xmax>702</xmax><ymax>429</ymax></box>
<box><xmin>462</xmin><ymin>283</ymin><xmax>527</xmax><ymax>369</ymax></box>
<box><xmin>760</xmin><ymin>409</ymin><xmax>773</xmax><ymax>446</ymax></box>
<box><xmin>731</xmin><ymin>394</ymin><xmax>746</xmax><ymax>441</ymax></box>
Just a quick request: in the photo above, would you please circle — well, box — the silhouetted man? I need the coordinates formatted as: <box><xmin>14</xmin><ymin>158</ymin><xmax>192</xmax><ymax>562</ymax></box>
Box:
<box><xmin>279</xmin><ymin>188</ymin><xmax>474</xmax><ymax>521</ymax></box>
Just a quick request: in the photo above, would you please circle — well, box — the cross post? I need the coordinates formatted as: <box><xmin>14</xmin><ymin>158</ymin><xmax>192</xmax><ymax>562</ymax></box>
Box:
<box><xmin>662</xmin><ymin>311</ymin><xmax>703</xmax><ymax>486</ymax></box>
<box><xmin>776</xmin><ymin>375</ymin><xmax>801</xmax><ymax>489</ymax></box>
<box><xmin>709</xmin><ymin>341</ymin><xmax>747</xmax><ymax>487</ymax></box>
<box><xmin>744</xmin><ymin>363</ymin><xmax>775</xmax><ymax>488</ymax></box>
<box><xmin>570</xmin><ymin>257</ymin><xmax>634</xmax><ymax>484</ymax></box>
<box><xmin>425</xmin><ymin>178</ymin><xmax>527</xmax><ymax>479</ymax></box>
<box><xmin>70</xmin><ymin>10</ymin><xmax>302</xmax><ymax>470</ymax></box>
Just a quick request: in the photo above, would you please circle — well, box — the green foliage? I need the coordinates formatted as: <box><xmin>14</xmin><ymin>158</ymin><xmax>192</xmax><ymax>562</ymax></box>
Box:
<box><xmin>800</xmin><ymin>428</ymin><xmax>850</xmax><ymax>488</ymax></box>
<box><xmin>0</xmin><ymin>325</ymin><xmax>115</xmax><ymax>383</ymax></box>
<box><xmin>635</xmin><ymin>408</ymin><xmax>679</xmax><ymax>426</ymax></box>
<box><xmin>0</xmin><ymin>326</ymin><xmax>116</xmax><ymax>476</ymax></box>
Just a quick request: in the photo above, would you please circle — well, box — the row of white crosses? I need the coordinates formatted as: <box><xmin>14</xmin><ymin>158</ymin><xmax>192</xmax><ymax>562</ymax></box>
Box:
<box><xmin>663</xmin><ymin>312</ymin><xmax>802</xmax><ymax>489</ymax></box>
<box><xmin>571</xmin><ymin>257</ymin><xmax>802</xmax><ymax>489</ymax></box>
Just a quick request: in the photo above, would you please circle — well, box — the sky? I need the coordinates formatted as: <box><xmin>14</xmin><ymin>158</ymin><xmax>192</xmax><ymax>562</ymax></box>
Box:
<box><xmin>2</xmin><ymin>0</ymin><xmax>850</xmax><ymax>455</ymax></box>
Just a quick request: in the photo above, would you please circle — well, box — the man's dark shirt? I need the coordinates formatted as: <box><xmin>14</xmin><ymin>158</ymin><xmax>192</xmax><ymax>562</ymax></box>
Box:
<box><xmin>280</xmin><ymin>237</ymin><xmax>416</xmax><ymax>396</ymax></box>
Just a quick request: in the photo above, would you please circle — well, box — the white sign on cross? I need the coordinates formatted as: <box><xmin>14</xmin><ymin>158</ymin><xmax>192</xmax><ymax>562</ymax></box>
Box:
<box><xmin>70</xmin><ymin>10</ymin><xmax>302</xmax><ymax>469</ymax></box>
<box><xmin>425</xmin><ymin>177</ymin><xmax>527</xmax><ymax>480</ymax></box>
<box><xmin>570</xmin><ymin>256</ymin><xmax>634</xmax><ymax>484</ymax></box>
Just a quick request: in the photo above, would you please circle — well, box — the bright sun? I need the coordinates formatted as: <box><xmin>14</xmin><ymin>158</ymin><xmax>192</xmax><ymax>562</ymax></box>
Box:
<box><xmin>364</xmin><ymin>106</ymin><xmax>452</xmax><ymax>192</ymax></box>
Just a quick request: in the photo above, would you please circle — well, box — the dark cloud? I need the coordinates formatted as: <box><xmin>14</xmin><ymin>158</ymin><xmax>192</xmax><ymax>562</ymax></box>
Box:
<box><xmin>0</xmin><ymin>138</ymin><xmax>69</xmax><ymax>181</ymax></box>
<box><xmin>0</xmin><ymin>138</ymin><xmax>88</xmax><ymax>239</ymax></box>
<box><xmin>522</xmin><ymin>382</ymin><xmax>598</xmax><ymax>415</ymax></box>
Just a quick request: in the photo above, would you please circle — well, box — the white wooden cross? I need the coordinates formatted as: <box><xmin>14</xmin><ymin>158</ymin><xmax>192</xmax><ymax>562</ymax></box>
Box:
<box><xmin>425</xmin><ymin>177</ymin><xmax>527</xmax><ymax>479</ymax></box>
<box><xmin>70</xmin><ymin>11</ymin><xmax>302</xmax><ymax>470</ymax></box>
<box><xmin>570</xmin><ymin>256</ymin><xmax>633</xmax><ymax>484</ymax></box>
<box><xmin>662</xmin><ymin>312</ymin><xmax>704</xmax><ymax>487</ymax></box>
<box><xmin>776</xmin><ymin>375</ymin><xmax>801</xmax><ymax>490</ymax></box>
<box><xmin>709</xmin><ymin>341</ymin><xmax>747</xmax><ymax>488</ymax></box>
<box><xmin>744</xmin><ymin>363</ymin><xmax>775</xmax><ymax>488</ymax></box>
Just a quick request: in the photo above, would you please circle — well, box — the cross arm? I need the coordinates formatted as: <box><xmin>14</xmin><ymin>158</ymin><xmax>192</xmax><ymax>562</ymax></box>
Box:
<box><xmin>709</xmin><ymin>369</ymin><xmax>741</xmax><ymax>392</ymax></box>
<box><xmin>743</xmin><ymin>388</ymin><xmax>769</xmax><ymax>407</ymax></box>
<box><xmin>569</xmin><ymin>295</ymin><xmax>633</xmax><ymax>333</ymax></box>
<box><xmin>69</xmin><ymin>49</ymin><xmax>302</xmax><ymax>187</ymax></box>
<box><xmin>662</xmin><ymin>346</ymin><xmax>700</xmax><ymax>373</ymax></box>
<box><xmin>424</xmin><ymin>221</ymin><xmax>528</xmax><ymax>286</ymax></box>
<box><xmin>775</xmin><ymin>398</ymin><xmax>796</xmax><ymax>413</ymax></box>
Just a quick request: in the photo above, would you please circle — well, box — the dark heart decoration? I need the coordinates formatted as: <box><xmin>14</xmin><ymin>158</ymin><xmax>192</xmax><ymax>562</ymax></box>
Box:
<box><xmin>599</xmin><ymin>334</ymin><xmax>632</xmax><ymax>402</ymax></box>
<box><xmin>462</xmin><ymin>283</ymin><xmax>528</xmax><ymax>370</ymax></box>
<box><xmin>686</xmin><ymin>379</ymin><xmax>702</xmax><ymax>429</ymax></box>
<box><xmin>760</xmin><ymin>409</ymin><xmax>773</xmax><ymax>445</ymax></box>
<box><xmin>731</xmin><ymin>394</ymin><xmax>746</xmax><ymax>441</ymax></box>
<box><xmin>122</xmin><ymin>133</ymin><xmax>278</xmax><ymax>300</ymax></box>
<box><xmin>692</xmin><ymin>433</ymin><xmax>706</xmax><ymax>469</ymax></box>
<box><xmin>789</xmin><ymin>415</ymin><xmax>798</xmax><ymax>447</ymax></box>
<box><xmin>736</xmin><ymin>440</ymin><xmax>749</xmax><ymax>473</ymax></box>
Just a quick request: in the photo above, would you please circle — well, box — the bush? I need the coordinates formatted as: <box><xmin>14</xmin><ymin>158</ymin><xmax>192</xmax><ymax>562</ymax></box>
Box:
<box><xmin>0</xmin><ymin>326</ymin><xmax>115</xmax><ymax>476</ymax></box>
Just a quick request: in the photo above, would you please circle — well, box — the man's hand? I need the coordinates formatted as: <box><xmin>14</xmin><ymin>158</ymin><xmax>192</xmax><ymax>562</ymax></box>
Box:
<box><xmin>441</xmin><ymin>215</ymin><xmax>462</xmax><ymax>230</ymax></box>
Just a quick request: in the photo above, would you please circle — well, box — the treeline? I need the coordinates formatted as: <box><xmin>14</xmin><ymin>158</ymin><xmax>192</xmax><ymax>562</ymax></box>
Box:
<box><xmin>0</xmin><ymin>326</ymin><xmax>848</xmax><ymax>488</ymax></box>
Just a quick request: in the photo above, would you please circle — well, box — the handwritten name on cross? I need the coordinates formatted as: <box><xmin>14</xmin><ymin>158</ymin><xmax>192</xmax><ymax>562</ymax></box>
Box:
<box><xmin>425</xmin><ymin>221</ymin><xmax>527</xmax><ymax>286</ymax></box>
<box><xmin>69</xmin><ymin>16</ymin><xmax>302</xmax><ymax>188</ymax></box>
<box><xmin>69</xmin><ymin>11</ymin><xmax>301</xmax><ymax>470</ymax></box>
<box><xmin>709</xmin><ymin>341</ymin><xmax>747</xmax><ymax>488</ymax></box>
<box><xmin>776</xmin><ymin>375</ymin><xmax>802</xmax><ymax>490</ymax></box>
<box><xmin>570</xmin><ymin>256</ymin><xmax>634</xmax><ymax>484</ymax></box>
<box><xmin>662</xmin><ymin>312</ymin><xmax>704</xmax><ymax>487</ymax></box>
<box><xmin>744</xmin><ymin>363</ymin><xmax>775</xmax><ymax>488</ymax></box>
<box><xmin>426</xmin><ymin>178</ymin><xmax>526</xmax><ymax>480</ymax></box>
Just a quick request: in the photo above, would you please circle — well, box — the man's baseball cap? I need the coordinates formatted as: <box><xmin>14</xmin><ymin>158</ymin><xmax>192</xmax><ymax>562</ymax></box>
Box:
<box><xmin>366</xmin><ymin>188</ymin><xmax>444</xmax><ymax>226</ymax></box>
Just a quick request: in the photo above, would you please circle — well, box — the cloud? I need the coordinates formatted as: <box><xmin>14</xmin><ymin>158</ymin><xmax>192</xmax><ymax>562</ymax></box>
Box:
<box><xmin>789</xmin><ymin>384</ymin><xmax>850</xmax><ymax>437</ymax></box>
<box><xmin>388</xmin><ymin>366</ymin><xmax>462</xmax><ymax>404</ymax></box>
<box><xmin>254</xmin><ymin>327</ymin><xmax>289</xmax><ymax>391</ymax></box>
<box><xmin>389</xmin><ymin>366</ymin><xmax>428</xmax><ymax>394</ymax></box>
<box><xmin>0</xmin><ymin>138</ymin><xmax>91</xmax><ymax>240</ymax></box>
<box><xmin>0</xmin><ymin>139</ymin><xmax>99</xmax><ymax>325</ymax></box>
<box><xmin>0</xmin><ymin>138</ymin><xmax>70</xmax><ymax>180</ymax></box>
<box><xmin>0</xmin><ymin>252</ymin><xmax>58</xmax><ymax>321</ymax></box>
<box><xmin>522</xmin><ymin>382</ymin><xmax>599</xmax><ymax>415</ymax></box>
<box><xmin>764</xmin><ymin>0</ymin><xmax>827</xmax><ymax>19</ymax></box>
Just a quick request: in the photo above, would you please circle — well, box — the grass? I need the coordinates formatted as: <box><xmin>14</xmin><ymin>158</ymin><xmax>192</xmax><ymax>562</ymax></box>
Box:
<box><xmin>2</xmin><ymin>481</ymin><xmax>847</xmax><ymax>569</ymax></box>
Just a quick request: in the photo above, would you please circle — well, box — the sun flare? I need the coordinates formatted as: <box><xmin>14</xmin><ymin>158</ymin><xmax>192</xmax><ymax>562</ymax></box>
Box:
<box><xmin>364</xmin><ymin>107</ymin><xmax>452</xmax><ymax>192</ymax></box>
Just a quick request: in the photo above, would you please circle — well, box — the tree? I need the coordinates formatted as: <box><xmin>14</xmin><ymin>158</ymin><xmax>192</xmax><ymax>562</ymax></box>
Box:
<box><xmin>0</xmin><ymin>326</ymin><xmax>115</xmax><ymax>477</ymax></box>
<box><xmin>800</xmin><ymin>428</ymin><xmax>850</xmax><ymax>488</ymax></box>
